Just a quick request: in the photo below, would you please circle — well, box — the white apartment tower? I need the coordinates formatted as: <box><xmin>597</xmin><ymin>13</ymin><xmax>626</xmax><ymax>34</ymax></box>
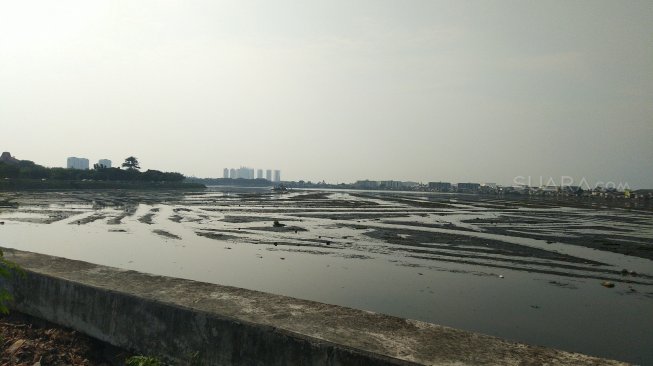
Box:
<box><xmin>225</xmin><ymin>167</ymin><xmax>275</xmax><ymax>180</ymax></box>
<box><xmin>67</xmin><ymin>157</ymin><xmax>89</xmax><ymax>170</ymax></box>
<box><xmin>237</xmin><ymin>167</ymin><xmax>255</xmax><ymax>179</ymax></box>
<box><xmin>97</xmin><ymin>159</ymin><xmax>111</xmax><ymax>168</ymax></box>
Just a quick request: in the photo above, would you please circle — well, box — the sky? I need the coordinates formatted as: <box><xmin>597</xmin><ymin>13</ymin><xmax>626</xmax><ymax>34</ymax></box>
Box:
<box><xmin>1</xmin><ymin>1</ymin><xmax>652</xmax><ymax>188</ymax></box>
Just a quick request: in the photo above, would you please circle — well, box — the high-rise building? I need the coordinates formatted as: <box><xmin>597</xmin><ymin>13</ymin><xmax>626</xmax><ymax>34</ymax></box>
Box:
<box><xmin>97</xmin><ymin>159</ymin><xmax>111</xmax><ymax>168</ymax></box>
<box><xmin>226</xmin><ymin>166</ymin><xmax>270</xmax><ymax>179</ymax></box>
<box><xmin>67</xmin><ymin>157</ymin><xmax>89</xmax><ymax>170</ymax></box>
<box><xmin>266</xmin><ymin>169</ymin><xmax>272</xmax><ymax>181</ymax></box>
<box><xmin>236</xmin><ymin>166</ymin><xmax>255</xmax><ymax>179</ymax></box>
<box><xmin>238</xmin><ymin>167</ymin><xmax>247</xmax><ymax>179</ymax></box>
<box><xmin>223</xmin><ymin>168</ymin><xmax>229</xmax><ymax>178</ymax></box>
<box><xmin>273</xmin><ymin>170</ymin><xmax>281</xmax><ymax>182</ymax></box>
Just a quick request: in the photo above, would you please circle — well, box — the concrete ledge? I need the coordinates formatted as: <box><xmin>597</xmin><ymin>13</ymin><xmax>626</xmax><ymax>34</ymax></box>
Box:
<box><xmin>1</xmin><ymin>248</ymin><xmax>626</xmax><ymax>365</ymax></box>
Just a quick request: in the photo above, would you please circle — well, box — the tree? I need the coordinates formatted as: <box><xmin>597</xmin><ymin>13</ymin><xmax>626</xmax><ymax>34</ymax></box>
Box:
<box><xmin>122</xmin><ymin>156</ymin><xmax>141</xmax><ymax>171</ymax></box>
<box><xmin>0</xmin><ymin>162</ymin><xmax>20</xmax><ymax>178</ymax></box>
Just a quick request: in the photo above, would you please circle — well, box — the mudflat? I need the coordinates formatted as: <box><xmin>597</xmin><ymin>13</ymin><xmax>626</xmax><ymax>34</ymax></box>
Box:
<box><xmin>0</xmin><ymin>188</ymin><xmax>651</xmax><ymax>364</ymax></box>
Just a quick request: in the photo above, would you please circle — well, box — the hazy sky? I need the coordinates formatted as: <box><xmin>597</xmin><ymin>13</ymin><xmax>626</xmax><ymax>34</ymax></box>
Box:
<box><xmin>1</xmin><ymin>1</ymin><xmax>652</xmax><ymax>187</ymax></box>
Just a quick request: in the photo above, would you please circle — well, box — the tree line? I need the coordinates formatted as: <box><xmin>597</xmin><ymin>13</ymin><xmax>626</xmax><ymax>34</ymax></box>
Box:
<box><xmin>0</xmin><ymin>157</ymin><xmax>184</xmax><ymax>182</ymax></box>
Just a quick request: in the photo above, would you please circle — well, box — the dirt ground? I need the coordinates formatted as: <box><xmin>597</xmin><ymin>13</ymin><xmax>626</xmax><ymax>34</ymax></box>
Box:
<box><xmin>0</xmin><ymin>312</ymin><xmax>130</xmax><ymax>366</ymax></box>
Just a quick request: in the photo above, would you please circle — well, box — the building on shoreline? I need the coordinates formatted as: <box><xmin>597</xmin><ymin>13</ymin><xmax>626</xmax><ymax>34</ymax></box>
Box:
<box><xmin>354</xmin><ymin>180</ymin><xmax>380</xmax><ymax>189</ymax></box>
<box><xmin>223</xmin><ymin>167</ymin><xmax>279</xmax><ymax>181</ymax></box>
<box><xmin>237</xmin><ymin>167</ymin><xmax>255</xmax><ymax>179</ymax></box>
<box><xmin>457</xmin><ymin>182</ymin><xmax>481</xmax><ymax>193</ymax></box>
<box><xmin>67</xmin><ymin>157</ymin><xmax>89</xmax><ymax>170</ymax></box>
<box><xmin>353</xmin><ymin>180</ymin><xmax>420</xmax><ymax>190</ymax></box>
<box><xmin>97</xmin><ymin>159</ymin><xmax>112</xmax><ymax>168</ymax></box>
<box><xmin>428</xmin><ymin>182</ymin><xmax>452</xmax><ymax>192</ymax></box>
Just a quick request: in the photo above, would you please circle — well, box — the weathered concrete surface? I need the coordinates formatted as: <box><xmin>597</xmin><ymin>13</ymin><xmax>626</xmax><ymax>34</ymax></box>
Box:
<box><xmin>1</xmin><ymin>248</ymin><xmax>627</xmax><ymax>366</ymax></box>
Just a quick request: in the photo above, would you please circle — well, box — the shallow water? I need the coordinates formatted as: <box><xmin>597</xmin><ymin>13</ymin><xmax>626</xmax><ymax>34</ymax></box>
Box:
<box><xmin>1</xmin><ymin>188</ymin><xmax>652</xmax><ymax>364</ymax></box>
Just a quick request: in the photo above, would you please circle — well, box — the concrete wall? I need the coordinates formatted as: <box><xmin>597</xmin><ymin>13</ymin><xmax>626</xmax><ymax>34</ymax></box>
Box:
<box><xmin>0</xmin><ymin>248</ymin><xmax>625</xmax><ymax>366</ymax></box>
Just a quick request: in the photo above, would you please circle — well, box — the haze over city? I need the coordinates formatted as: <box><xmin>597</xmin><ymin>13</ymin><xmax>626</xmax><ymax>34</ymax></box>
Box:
<box><xmin>1</xmin><ymin>1</ymin><xmax>651</xmax><ymax>188</ymax></box>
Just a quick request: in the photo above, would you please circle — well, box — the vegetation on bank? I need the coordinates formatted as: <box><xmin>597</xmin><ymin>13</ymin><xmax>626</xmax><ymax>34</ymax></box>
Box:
<box><xmin>0</xmin><ymin>157</ymin><xmax>183</xmax><ymax>182</ymax></box>
<box><xmin>0</xmin><ymin>156</ymin><xmax>204</xmax><ymax>191</ymax></box>
<box><xmin>0</xmin><ymin>249</ymin><xmax>22</xmax><ymax>314</ymax></box>
<box><xmin>0</xmin><ymin>179</ymin><xmax>204</xmax><ymax>191</ymax></box>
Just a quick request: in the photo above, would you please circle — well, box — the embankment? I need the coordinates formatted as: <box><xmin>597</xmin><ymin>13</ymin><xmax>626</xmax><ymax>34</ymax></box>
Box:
<box><xmin>0</xmin><ymin>248</ymin><xmax>626</xmax><ymax>365</ymax></box>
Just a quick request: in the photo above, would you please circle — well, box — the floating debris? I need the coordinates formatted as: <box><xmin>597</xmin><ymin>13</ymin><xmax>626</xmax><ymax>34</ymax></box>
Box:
<box><xmin>601</xmin><ymin>281</ymin><xmax>615</xmax><ymax>288</ymax></box>
<box><xmin>547</xmin><ymin>280</ymin><xmax>578</xmax><ymax>290</ymax></box>
<box><xmin>620</xmin><ymin>269</ymin><xmax>639</xmax><ymax>277</ymax></box>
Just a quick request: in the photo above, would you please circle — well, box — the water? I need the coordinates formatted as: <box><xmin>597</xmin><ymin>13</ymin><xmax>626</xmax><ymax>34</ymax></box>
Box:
<box><xmin>0</xmin><ymin>188</ymin><xmax>651</xmax><ymax>364</ymax></box>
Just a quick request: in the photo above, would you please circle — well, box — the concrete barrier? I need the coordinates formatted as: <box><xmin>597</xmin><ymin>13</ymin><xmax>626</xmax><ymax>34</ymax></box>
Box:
<box><xmin>1</xmin><ymin>248</ymin><xmax>626</xmax><ymax>365</ymax></box>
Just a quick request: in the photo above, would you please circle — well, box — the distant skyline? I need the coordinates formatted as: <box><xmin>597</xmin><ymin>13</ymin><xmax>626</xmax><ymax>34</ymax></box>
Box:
<box><xmin>1</xmin><ymin>1</ymin><xmax>652</xmax><ymax>188</ymax></box>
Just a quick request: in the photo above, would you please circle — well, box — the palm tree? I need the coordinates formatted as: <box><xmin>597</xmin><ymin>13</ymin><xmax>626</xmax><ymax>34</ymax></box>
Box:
<box><xmin>122</xmin><ymin>156</ymin><xmax>141</xmax><ymax>171</ymax></box>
